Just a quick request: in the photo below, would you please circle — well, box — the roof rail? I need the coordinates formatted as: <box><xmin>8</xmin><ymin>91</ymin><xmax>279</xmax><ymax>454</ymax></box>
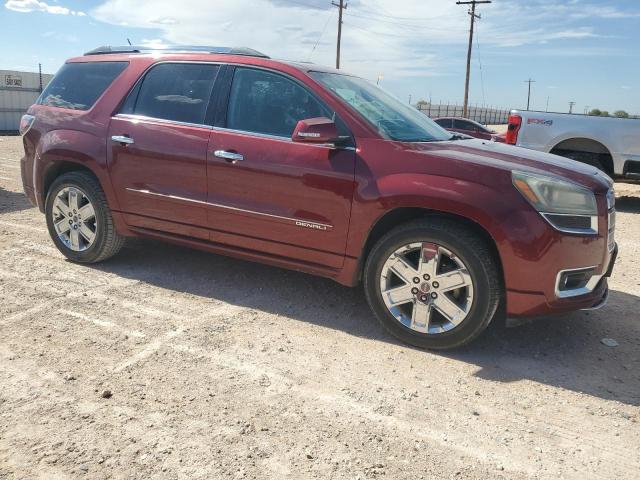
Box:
<box><xmin>84</xmin><ymin>45</ymin><xmax>269</xmax><ymax>58</ymax></box>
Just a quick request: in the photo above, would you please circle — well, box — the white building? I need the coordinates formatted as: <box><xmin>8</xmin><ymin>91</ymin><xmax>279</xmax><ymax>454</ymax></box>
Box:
<box><xmin>0</xmin><ymin>69</ymin><xmax>53</xmax><ymax>132</ymax></box>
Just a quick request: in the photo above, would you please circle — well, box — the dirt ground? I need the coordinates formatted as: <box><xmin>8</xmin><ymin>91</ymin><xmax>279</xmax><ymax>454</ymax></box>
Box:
<box><xmin>1</xmin><ymin>134</ymin><xmax>639</xmax><ymax>480</ymax></box>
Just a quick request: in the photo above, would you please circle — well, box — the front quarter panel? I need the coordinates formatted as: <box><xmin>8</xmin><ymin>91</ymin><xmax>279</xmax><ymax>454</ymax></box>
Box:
<box><xmin>345</xmin><ymin>139</ymin><xmax>609</xmax><ymax>311</ymax></box>
<box><xmin>346</xmin><ymin>142</ymin><xmax>518</xmax><ymax>276</ymax></box>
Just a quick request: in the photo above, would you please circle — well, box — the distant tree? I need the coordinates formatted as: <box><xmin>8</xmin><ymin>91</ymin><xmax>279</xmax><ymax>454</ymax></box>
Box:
<box><xmin>600</xmin><ymin>111</ymin><xmax>610</xmax><ymax>117</ymax></box>
<box><xmin>416</xmin><ymin>100</ymin><xmax>429</xmax><ymax>109</ymax></box>
<box><xmin>588</xmin><ymin>108</ymin><xmax>602</xmax><ymax>116</ymax></box>
<box><xmin>614</xmin><ymin>110</ymin><xmax>629</xmax><ymax>118</ymax></box>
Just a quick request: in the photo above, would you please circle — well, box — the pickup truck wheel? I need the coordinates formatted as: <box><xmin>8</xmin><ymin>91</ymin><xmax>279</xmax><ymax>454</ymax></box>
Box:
<box><xmin>364</xmin><ymin>219</ymin><xmax>501</xmax><ymax>350</ymax></box>
<box><xmin>45</xmin><ymin>171</ymin><xmax>125</xmax><ymax>263</ymax></box>
<box><xmin>552</xmin><ymin>149</ymin><xmax>605</xmax><ymax>172</ymax></box>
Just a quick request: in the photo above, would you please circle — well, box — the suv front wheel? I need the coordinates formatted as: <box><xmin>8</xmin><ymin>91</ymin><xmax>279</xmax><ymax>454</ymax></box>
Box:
<box><xmin>45</xmin><ymin>171</ymin><xmax>125</xmax><ymax>263</ymax></box>
<box><xmin>364</xmin><ymin>218</ymin><xmax>501</xmax><ymax>350</ymax></box>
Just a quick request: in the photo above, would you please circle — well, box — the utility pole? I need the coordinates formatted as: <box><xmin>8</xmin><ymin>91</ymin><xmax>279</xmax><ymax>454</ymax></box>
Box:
<box><xmin>524</xmin><ymin>78</ymin><xmax>535</xmax><ymax>110</ymax></box>
<box><xmin>569</xmin><ymin>101</ymin><xmax>576</xmax><ymax>114</ymax></box>
<box><xmin>332</xmin><ymin>0</ymin><xmax>347</xmax><ymax>69</ymax></box>
<box><xmin>38</xmin><ymin>63</ymin><xmax>43</xmax><ymax>93</ymax></box>
<box><xmin>457</xmin><ymin>0</ymin><xmax>491</xmax><ymax>118</ymax></box>
<box><xmin>546</xmin><ymin>96</ymin><xmax>550</xmax><ymax>112</ymax></box>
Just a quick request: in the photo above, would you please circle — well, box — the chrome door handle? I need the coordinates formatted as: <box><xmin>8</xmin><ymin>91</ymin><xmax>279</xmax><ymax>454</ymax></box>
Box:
<box><xmin>111</xmin><ymin>135</ymin><xmax>134</xmax><ymax>145</ymax></box>
<box><xmin>214</xmin><ymin>150</ymin><xmax>244</xmax><ymax>163</ymax></box>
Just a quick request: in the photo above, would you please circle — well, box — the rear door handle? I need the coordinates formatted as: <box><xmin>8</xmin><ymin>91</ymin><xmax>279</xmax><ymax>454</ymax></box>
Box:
<box><xmin>111</xmin><ymin>135</ymin><xmax>134</xmax><ymax>145</ymax></box>
<box><xmin>214</xmin><ymin>150</ymin><xmax>244</xmax><ymax>163</ymax></box>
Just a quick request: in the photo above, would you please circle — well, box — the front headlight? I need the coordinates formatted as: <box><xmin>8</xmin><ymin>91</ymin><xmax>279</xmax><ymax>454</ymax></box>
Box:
<box><xmin>512</xmin><ymin>171</ymin><xmax>598</xmax><ymax>234</ymax></box>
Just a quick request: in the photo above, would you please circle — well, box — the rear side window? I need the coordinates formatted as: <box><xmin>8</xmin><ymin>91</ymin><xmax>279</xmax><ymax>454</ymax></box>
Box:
<box><xmin>453</xmin><ymin>119</ymin><xmax>475</xmax><ymax>130</ymax></box>
<box><xmin>434</xmin><ymin>118</ymin><xmax>452</xmax><ymax>128</ymax></box>
<box><xmin>227</xmin><ymin>68</ymin><xmax>331</xmax><ymax>137</ymax></box>
<box><xmin>38</xmin><ymin>62</ymin><xmax>128</xmax><ymax>111</ymax></box>
<box><xmin>130</xmin><ymin>63</ymin><xmax>219</xmax><ymax>125</ymax></box>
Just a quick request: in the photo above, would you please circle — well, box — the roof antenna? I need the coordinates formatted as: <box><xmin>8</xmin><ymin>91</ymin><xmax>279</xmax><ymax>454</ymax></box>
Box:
<box><xmin>126</xmin><ymin>38</ymin><xmax>132</xmax><ymax>46</ymax></box>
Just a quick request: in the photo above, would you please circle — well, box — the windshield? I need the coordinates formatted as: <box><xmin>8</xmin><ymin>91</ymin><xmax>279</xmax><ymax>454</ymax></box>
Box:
<box><xmin>309</xmin><ymin>71</ymin><xmax>453</xmax><ymax>142</ymax></box>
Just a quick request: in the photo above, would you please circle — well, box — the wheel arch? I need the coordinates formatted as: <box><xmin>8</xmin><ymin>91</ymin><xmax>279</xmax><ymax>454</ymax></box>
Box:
<box><xmin>42</xmin><ymin>160</ymin><xmax>100</xmax><ymax>207</ymax></box>
<box><xmin>357</xmin><ymin>207</ymin><xmax>504</xmax><ymax>287</ymax></box>
<box><xmin>34</xmin><ymin>128</ymin><xmax>116</xmax><ymax>211</ymax></box>
<box><xmin>549</xmin><ymin>136</ymin><xmax>614</xmax><ymax>175</ymax></box>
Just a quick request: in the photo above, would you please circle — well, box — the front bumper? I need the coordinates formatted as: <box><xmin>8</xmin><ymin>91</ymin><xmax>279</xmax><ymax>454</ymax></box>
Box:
<box><xmin>581</xmin><ymin>286</ymin><xmax>609</xmax><ymax>311</ymax></box>
<box><xmin>507</xmin><ymin>243</ymin><xmax>617</xmax><ymax>317</ymax></box>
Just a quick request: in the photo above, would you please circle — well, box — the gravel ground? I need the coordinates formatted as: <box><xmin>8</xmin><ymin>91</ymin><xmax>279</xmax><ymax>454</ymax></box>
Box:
<box><xmin>1</xmin><ymin>135</ymin><xmax>639</xmax><ymax>480</ymax></box>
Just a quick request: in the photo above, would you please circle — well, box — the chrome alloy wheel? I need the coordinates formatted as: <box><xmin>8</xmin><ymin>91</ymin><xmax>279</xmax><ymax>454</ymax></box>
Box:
<box><xmin>51</xmin><ymin>186</ymin><xmax>97</xmax><ymax>252</ymax></box>
<box><xmin>379</xmin><ymin>242</ymin><xmax>474</xmax><ymax>334</ymax></box>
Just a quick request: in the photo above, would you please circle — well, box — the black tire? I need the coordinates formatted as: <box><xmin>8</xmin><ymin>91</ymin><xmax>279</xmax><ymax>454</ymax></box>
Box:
<box><xmin>363</xmin><ymin>218</ymin><xmax>502</xmax><ymax>350</ymax></box>
<box><xmin>45</xmin><ymin>171</ymin><xmax>125</xmax><ymax>263</ymax></box>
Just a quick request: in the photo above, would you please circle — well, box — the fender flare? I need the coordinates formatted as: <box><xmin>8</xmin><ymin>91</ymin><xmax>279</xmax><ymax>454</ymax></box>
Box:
<box><xmin>35</xmin><ymin>129</ymin><xmax>119</xmax><ymax>211</ymax></box>
<box><xmin>349</xmin><ymin>173</ymin><xmax>515</xmax><ymax>264</ymax></box>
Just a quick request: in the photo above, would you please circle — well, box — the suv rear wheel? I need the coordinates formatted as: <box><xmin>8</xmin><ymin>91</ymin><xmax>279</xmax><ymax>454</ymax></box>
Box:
<box><xmin>364</xmin><ymin>218</ymin><xmax>501</xmax><ymax>350</ymax></box>
<box><xmin>45</xmin><ymin>171</ymin><xmax>125</xmax><ymax>263</ymax></box>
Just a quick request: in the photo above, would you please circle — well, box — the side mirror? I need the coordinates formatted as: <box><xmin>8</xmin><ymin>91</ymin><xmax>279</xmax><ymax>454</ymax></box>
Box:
<box><xmin>292</xmin><ymin>117</ymin><xmax>339</xmax><ymax>144</ymax></box>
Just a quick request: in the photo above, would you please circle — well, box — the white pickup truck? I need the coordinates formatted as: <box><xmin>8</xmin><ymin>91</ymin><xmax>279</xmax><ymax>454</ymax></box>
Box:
<box><xmin>505</xmin><ymin>110</ymin><xmax>640</xmax><ymax>181</ymax></box>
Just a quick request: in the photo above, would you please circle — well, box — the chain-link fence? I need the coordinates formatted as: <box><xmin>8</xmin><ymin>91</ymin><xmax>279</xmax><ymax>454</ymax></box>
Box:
<box><xmin>416</xmin><ymin>103</ymin><xmax>512</xmax><ymax>125</ymax></box>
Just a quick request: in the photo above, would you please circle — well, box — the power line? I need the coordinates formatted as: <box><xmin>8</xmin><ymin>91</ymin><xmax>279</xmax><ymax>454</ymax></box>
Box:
<box><xmin>343</xmin><ymin>10</ymin><xmax>455</xmax><ymax>29</ymax></box>
<box><xmin>332</xmin><ymin>0</ymin><xmax>347</xmax><ymax>69</ymax></box>
<box><xmin>277</xmin><ymin>0</ymin><xmax>331</xmax><ymax>10</ymax></box>
<box><xmin>524</xmin><ymin>78</ymin><xmax>536</xmax><ymax>110</ymax></box>
<box><xmin>457</xmin><ymin>0</ymin><xmax>492</xmax><ymax>118</ymax></box>
<box><xmin>475</xmin><ymin>20</ymin><xmax>486</xmax><ymax>107</ymax></box>
<box><xmin>307</xmin><ymin>8</ymin><xmax>335</xmax><ymax>61</ymax></box>
<box><xmin>349</xmin><ymin>3</ymin><xmax>460</xmax><ymax>22</ymax></box>
<box><xmin>344</xmin><ymin>17</ymin><xmax>465</xmax><ymax>38</ymax></box>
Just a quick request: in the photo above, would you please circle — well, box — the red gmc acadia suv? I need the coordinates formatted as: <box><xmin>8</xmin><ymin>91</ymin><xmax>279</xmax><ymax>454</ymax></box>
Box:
<box><xmin>19</xmin><ymin>46</ymin><xmax>617</xmax><ymax>349</ymax></box>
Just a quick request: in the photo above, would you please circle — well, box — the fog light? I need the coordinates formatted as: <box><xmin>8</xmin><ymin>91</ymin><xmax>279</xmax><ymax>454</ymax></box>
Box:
<box><xmin>558</xmin><ymin>268</ymin><xmax>595</xmax><ymax>292</ymax></box>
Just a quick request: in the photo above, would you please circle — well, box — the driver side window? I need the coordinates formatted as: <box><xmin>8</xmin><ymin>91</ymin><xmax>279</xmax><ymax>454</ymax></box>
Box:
<box><xmin>227</xmin><ymin>68</ymin><xmax>331</xmax><ymax>138</ymax></box>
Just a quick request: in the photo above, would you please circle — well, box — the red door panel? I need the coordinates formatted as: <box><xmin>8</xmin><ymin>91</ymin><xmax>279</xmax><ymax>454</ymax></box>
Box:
<box><xmin>206</xmin><ymin>130</ymin><xmax>355</xmax><ymax>268</ymax></box>
<box><xmin>107</xmin><ymin>116</ymin><xmax>210</xmax><ymax>232</ymax></box>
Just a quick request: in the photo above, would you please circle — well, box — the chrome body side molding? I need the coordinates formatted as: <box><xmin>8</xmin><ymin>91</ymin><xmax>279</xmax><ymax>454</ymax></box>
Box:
<box><xmin>125</xmin><ymin>188</ymin><xmax>333</xmax><ymax>230</ymax></box>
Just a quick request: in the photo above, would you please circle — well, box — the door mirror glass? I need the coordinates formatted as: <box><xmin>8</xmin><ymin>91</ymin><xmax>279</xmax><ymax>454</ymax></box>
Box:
<box><xmin>292</xmin><ymin>117</ymin><xmax>339</xmax><ymax>144</ymax></box>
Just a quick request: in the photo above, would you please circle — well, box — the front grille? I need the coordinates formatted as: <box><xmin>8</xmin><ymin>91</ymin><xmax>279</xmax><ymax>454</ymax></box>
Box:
<box><xmin>607</xmin><ymin>189</ymin><xmax>615</xmax><ymax>252</ymax></box>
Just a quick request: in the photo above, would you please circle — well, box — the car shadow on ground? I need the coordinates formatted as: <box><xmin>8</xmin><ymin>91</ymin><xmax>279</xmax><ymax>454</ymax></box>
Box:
<box><xmin>0</xmin><ymin>188</ymin><xmax>32</xmax><ymax>214</ymax></box>
<box><xmin>94</xmin><ymin>238</ymin><xmax>640</xmax><ymax>407</ymax></box>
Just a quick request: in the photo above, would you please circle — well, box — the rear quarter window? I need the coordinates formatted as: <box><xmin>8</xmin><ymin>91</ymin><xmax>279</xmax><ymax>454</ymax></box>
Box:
<box><xmin>435</xmin><ymin>118</ymin><xmax>452</xmax><ymax>128</ymax></box>
<box><xmin>37</xmin><ymin>61</ymin><xmax>128</xmax><ymax>111</ymax></box>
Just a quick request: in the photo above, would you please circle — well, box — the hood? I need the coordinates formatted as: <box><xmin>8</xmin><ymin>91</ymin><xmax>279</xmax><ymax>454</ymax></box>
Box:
<box><xmin>404</xmin><ymin>138</ymin><xmax>612</xmax><ymax>192</ymax></box>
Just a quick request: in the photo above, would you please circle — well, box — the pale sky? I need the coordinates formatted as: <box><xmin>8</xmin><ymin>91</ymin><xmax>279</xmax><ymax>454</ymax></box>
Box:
<box><xmin>1</xmin><ymin>0</ymin><xmax>638</xmax><ymax>114</ymax></box>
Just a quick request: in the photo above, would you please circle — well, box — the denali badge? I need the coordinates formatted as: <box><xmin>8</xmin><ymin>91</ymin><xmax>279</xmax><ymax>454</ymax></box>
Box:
<box><xmin>295</xmin><ymin>220</ymin><xmax>328</xmax><ymax>231</ymax></box>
